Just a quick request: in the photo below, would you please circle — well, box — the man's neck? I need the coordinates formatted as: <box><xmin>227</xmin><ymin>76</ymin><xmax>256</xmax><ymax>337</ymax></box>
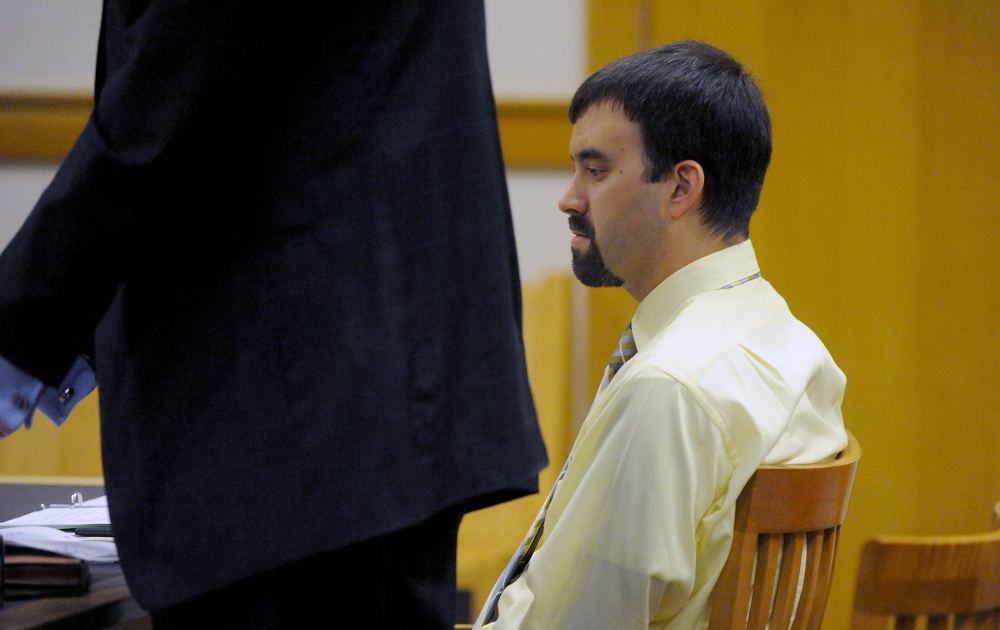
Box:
<box><xmin>625</xmin><ymin>234</ymin><xmax>742</xmax><ymax>303</ymax></box>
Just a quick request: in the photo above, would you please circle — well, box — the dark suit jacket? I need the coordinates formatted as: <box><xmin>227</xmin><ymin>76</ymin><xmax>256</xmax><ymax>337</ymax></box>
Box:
<box><xmin>0</xmin><ymin>0</ymin><xmax>546</xmax><ymax>610</ymax></box>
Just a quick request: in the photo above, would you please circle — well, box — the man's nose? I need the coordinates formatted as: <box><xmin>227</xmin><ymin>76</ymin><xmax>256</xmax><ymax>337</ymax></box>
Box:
<box><xmin>559</xmin><ymin>178</ymin><xmax>585</xmax><ymax>216</ymax></box>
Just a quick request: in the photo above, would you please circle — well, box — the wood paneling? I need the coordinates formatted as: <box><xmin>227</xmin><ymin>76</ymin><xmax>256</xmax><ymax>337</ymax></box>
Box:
<box><xmin>0</xmin><ymin>392</ymin><xmax>102</xmax><ymax>478</ymax></box>
<box><xmin>0</xmin><ymin>95</ymin><xmax>573</xmax><ymax>168</ymax></box>
<box><xmin>912</xmin><ymin>0</ymin><xmax>1000</xmax><ymax>538</ymax></box>
<box><xmin>587</xmin><ymin>0</ymin><xmax>652</xmax><ymax>73</ymax></box>
<box><xmin>496</xmin><ymin>101</ymin><xmax>572</xmax><ymax>168</ymax></box>
<box><xmin>457</xmin><ymin>273</ymin><xmax>574</xmax><ymax>615</ymax></box>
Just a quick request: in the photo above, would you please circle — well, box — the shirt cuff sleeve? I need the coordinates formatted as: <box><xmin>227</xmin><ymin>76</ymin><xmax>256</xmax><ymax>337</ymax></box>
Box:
<box><xmin>0</xmin><ymin>355</ymin><xmax>46</xmax><ymax>437</ymax></box>
<box><xmin>36</xmin><ymin>355</ymin><xmax>97</xmax><ymax>427</ymax></box>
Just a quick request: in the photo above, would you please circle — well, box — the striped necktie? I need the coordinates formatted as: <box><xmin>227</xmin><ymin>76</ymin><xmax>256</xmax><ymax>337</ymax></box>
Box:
<box><xmin>474</xmin><ymin>323</ymin><xmax>638</xmax><ymax>628</ymax></box>
<box><xmin>597</xmin><ymin>322</ymin><xmax>637</xmax><ymax>395</ymax></box>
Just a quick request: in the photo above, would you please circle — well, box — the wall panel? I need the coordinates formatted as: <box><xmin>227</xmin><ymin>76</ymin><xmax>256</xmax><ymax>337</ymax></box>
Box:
<box><xmin>0</xmin><ymin>395</ymin><xmax>102</xmax><ymax>477</ymax></box>
<box><xmin>457</xmin><ymin>273</ymin><xmax>574</xmax><ymax>615</ymax></box>
<box><xmin>913</xmin><ymin>0</ymin><xmax>1000</xmax><ymax>534</ymax></box>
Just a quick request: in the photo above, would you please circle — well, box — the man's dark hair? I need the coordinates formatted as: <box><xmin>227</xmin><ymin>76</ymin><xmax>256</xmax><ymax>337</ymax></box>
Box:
<box><xmin>569</xmin><ymin>40</ymin><xmax>772</xmax><ymax>241</ymax></box>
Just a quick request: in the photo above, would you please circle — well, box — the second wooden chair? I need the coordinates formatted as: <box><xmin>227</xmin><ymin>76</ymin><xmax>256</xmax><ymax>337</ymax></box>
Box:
<box><xmin>850</xmin><ymin>526</ymin><xmax>1000</xmax><ymax>630</ymax></box>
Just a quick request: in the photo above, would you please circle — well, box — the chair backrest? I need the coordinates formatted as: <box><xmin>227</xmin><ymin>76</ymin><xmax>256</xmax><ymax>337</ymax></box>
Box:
<box><xmin>850</xmin><ymin>528</ymin><xmax>1000</xmax><ymax>630</ymax></box>
<box><xmin>708</xmin><ymin>430</ymin><xmax>861</xmax><ymax>630</ymax></box>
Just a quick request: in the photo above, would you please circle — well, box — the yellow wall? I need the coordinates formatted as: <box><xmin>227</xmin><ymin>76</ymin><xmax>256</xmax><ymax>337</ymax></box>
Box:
<box><xmin>0</xmin><ymin>393</ymin><xmax>102</xmax><ymax>477</ymax></box>
<box><xmin>457</xmin><ymin>273</ymin><xmax>575</xmax><ymax>614</ymax></box>
<box><xmin>587</xmin><ymin>0</ymin><xmax>1000</xmax><ymax>626</ymax></box>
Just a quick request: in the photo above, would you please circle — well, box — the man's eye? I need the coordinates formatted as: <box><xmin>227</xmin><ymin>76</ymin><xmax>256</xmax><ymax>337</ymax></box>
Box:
<box><xmin>587</xmin><ymin>168</ymin><xmax>603</xmax><ymax>177</ymax></box>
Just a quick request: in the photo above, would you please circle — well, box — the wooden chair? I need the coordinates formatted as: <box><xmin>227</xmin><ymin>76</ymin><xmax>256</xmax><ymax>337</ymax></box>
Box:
<box><xmin>462</xmin><ymin>432</ymin><xmax>860</xmax><ymax>630</ymax></box>
<box><xmin>850</xmin><ymin>527</ymin><xmax>1000</xmax><ymax>630</ymax></box>
<box><xmin>708</xmin><ymin>430</ymin><xmax>861</xmax><ymax>630</ymax></box>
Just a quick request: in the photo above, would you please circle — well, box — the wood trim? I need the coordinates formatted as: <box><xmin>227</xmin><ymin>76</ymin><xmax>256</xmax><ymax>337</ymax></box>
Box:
<box><xmin>0</xmin><ymin>93</ymin><xmax>573</xmax><ymax>168</ymax></box>
<box><xmin>0</xmin><ymin>5</ymin><xmax>649</xmax><ymax>166</ymax></box>
<box><xmin>0</xmin><ymin>575</ymin><xmax>146</xmax><ymax>630</ymax></box>
<box><xmin>0</xmin><ymin>93</ymin><xmax>92</xmax><ymax>161</ymax></box>
<box><xmin>0</xmin><ymin>474</ymin><xmax>104</xmax><ymax>486</ymax></box>
<box><xmin>496</xmin><ymin>100</ymin><xmax>571</xmax><ymax>168</ymax></box>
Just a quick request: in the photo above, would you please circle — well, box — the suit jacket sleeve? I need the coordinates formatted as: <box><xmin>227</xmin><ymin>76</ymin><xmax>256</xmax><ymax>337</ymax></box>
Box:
<box><xmin>0</xmin><ymin>0</ymin><xmax>270</xmax><ymax>385</ymax></box>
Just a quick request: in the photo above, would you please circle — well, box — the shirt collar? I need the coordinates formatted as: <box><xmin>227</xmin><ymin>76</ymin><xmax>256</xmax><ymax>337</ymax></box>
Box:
<box><xmin>631</xmin><ymin>239</ymin><xmax>761</xmax><ymax>349</ymax></box>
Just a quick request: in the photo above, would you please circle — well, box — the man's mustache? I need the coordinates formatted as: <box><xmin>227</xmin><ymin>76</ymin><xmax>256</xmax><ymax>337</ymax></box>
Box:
<box><xmin>568</xmin><ymin>216</ymin><xmax>595</xmax><ymax>239</ymax></box>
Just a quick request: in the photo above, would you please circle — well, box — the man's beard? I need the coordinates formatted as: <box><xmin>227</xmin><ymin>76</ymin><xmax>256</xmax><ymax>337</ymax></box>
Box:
<box><xmin>568</xmin><ymin>216</ymin><xmax>625</xmax><ymax>288</ymax></box>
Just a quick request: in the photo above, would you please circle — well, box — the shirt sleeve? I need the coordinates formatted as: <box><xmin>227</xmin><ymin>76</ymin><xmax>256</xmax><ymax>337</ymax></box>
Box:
<box><xmin>0</xmin><ymin>355</ymin><xmax>45</xmax><ymax>438</ymax></box>
<box><xmin>488</xmin><ymin>369</ymin><xmax>734</xmax><ymax>629</ymax></box>
<box><xmin>0</xmin><ymin>353</ymin><xmax>96</xmax><ymax>438</ymax></box>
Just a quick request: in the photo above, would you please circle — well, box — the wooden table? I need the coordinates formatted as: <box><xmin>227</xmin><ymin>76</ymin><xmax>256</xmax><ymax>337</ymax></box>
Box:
<box><xmin>1</xmin><ymin>481</ymin><xmax>149</xmax><ymax>629</ymax></box>
<box><xmin>0</xmin><ymin>574</ymin><xmax>148</xmax><ymax>630</ymax></box>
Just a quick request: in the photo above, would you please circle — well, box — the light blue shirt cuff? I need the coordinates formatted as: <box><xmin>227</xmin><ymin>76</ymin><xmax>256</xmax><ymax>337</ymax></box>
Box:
<box><xmin>0</xmin><ymin>356</ymin><xmax>46</xmax><ymax>437</ymax></box>
<box><xmin>0</xmin><ymin>354</ymin><xmax>96</xmax><ymax>438</ymax></box>
<box><xmin>36</xmin><ymin>355</ymin><xmax>97</xmax><ymax>427</ymax></box>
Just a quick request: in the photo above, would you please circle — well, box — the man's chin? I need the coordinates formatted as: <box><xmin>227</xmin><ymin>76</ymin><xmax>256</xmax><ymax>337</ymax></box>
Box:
<box><xmin>571</xmin><ymin>249</ymin><xmax>625</xmax><ymax>288</ymax></box>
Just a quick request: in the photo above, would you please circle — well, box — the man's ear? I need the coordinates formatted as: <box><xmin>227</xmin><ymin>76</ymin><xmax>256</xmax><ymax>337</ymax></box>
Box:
<box><xmin>665</xmin><ymin>160</ymin><xmax>705</xmax><ymax>219</ymax></box>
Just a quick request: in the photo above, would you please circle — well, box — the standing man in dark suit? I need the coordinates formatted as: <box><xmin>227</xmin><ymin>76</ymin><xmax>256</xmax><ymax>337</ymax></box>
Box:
<box><xmin>0</xmin><ymin>2</ymin><xmax>547</xmax><ymax>628</ymax></box>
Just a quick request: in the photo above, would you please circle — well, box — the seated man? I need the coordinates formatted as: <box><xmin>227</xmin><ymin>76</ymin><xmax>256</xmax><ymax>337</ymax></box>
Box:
<box><xmin>474</xmin><ymin>40</ymin><xmax>847</xmax><ymax>629</ymax></box>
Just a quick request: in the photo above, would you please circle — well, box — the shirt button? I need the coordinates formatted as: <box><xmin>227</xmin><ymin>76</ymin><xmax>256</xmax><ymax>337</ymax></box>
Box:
<box><xmin>59</xmin><ymin>388</ymin><xmax>74</xmax><ymax>405</ymax></box>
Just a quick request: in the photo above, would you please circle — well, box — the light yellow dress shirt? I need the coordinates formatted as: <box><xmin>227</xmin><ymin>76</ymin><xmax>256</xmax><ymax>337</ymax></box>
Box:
<box><xmin>486</xmin><ymin>240</ymin><xmax>847</xmax><ymax>629</ymax></box>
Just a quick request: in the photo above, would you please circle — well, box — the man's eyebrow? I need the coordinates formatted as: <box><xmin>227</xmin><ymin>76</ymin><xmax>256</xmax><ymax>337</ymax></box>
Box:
<box><xmin>572</xmin><ymin>148</ymin><xmax>610</xmax><ymax>162</ymax></box>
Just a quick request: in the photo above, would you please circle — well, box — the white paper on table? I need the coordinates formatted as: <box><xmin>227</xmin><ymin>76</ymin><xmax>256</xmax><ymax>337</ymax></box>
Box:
<box><xmin>0</xmin><ymin>526</ymin><xmax>118</xmax><ymax>562</ymax></box>
<box><xmin>0</xmin><ymin>495</ymin><xmax>110</xmax><ymax>528</ymax></box>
